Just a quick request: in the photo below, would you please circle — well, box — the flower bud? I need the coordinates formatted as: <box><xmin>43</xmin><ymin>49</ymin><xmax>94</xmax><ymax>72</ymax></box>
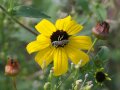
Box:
<box><xmin>85</xmin><ymin>73</ymin><xmax>89</xmax><ymax>78</ymax></box>
<box><xmin>92</xmin><ymin>21</ymin><xmax>110</xmax><ymax>39</ymax></box>
<box><xmin>75</xmin><ymin>60</ymin><xmax>82</xmax><ymax>69</ymax></box>
<box><xmin>44</xmin><ymin>82</ymin><xmax>51</xmax><ymax>90</ymax></box>
<box><xmin>76</xmin><ymin>79</ymin><xmax>82</xmax><ymax>85</ymax></box>
<box><xmin>83</xmin><ymin>84</ymin><xmax>93</xmax><ymax>90</ymax></box>
<box><xmin>48</xmin><ymin>69</ymin><xmax>53</xmax><ymax>81</ymax></box>
<box><xmin>5</xmin><ymin>58</ymin><xmax>20</xmax><ymax>77</ymax></box>
<box><xmin>74</xmin><ymin>79</ymin><xmax>82</xmax><ymax>90</ymax></box>
<box><xmin>71</xmin><ymin>63</ymin><xmax>74</xmax><ymax>71</ymax></box>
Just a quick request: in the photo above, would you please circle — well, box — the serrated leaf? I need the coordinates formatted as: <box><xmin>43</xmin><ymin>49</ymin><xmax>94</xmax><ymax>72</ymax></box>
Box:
<box><xmin>12</xmin><ymin>5</ymin><xmax>50</xmax><ymax>18</ymax></box>
<box><xmin>96</xmin><ymin>46</ymin><xmax>110</xmax><ymax>60</ymax></box>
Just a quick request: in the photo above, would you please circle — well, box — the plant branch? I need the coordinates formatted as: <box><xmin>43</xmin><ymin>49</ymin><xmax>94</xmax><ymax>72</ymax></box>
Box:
<box><xmin>0</xmin><ymin>4</ymin><xmax>38</xmax><ymax>36</ymax></box>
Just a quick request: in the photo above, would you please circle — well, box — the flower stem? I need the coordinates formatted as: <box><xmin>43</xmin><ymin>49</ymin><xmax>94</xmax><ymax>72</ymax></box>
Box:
<box><xmin>87</xmin><ymin>38</ymin><xmax>98</xmax><ymax>54</ymax></box>
<box><xmin>9</xmin><ymin>0</ymin><xmax>14</xmax><ymax>10</ymax></box>
<box><xmin>12</xmin><ymin>77</ymin><xmax>17</xmax><ymax>90</ymax></box>
<box><xmin>0</xmin><ymin>4</ymin><xmax>38</xmax><ymax>36</ymax></box>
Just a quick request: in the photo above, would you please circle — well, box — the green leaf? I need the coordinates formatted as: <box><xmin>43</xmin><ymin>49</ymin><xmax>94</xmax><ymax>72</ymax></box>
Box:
<box><xmin>96</xmin><ymin>46</ymin><xmax>110</xmax><ymax>60</ymax></box>
<box><xmin>12</xmin><ymin>5</ymin><xmax>50</xmax><ymax>18</ymax></box>
<box><xmin>95</xmin><ymin>4</ymin><xmax>107</xmax><ymax>21</ymax></box>
<box><xmin>76</xmin><ymin>0</ymin><xmax>89</xmax><ymax>12</ymax></box>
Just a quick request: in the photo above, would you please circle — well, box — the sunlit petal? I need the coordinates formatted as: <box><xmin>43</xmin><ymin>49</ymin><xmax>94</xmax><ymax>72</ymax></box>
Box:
<box><xmin>35</xmin><ymin>46</ymin><xmax>54</xmax><ymax>69</ymax></box>
<box><xmin>69</xmin><ymin>36</ymin><xmax>93</xmax><ymax>50</ymax></box>
<box><xmin>65</xmin><ymin>45</ymin><xmax>89</xmax><ymax>66</ymax></box>
<box><xmin>53</xmin><ymin>48</ymin><xmax>68</xmax><ymax>76</ymax></box>
<box><xmin>55</xmin><ymin>15</ymin><xmax>71</xmax><ymax>30</ymax></box>
<box><xmin>35</xmin><ymin>19</ymin><xmax>56</xmax><ymax>36</ymax></box>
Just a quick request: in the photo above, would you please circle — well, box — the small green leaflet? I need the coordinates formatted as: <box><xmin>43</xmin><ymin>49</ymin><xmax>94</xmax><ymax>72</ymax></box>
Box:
<box><xmin>95</xmin><ymin>4</ymin><xmax>107</xmax><ymax>21</ymax></box>
<box><xmin>96</xmin><ymin>46</ymin><xmax>110</xmax><ymax>60</ymax></box>
<box><xmin>12</xmin><ymin>5</ymin><xmax>50</xmax><ymax>18</ymax></box>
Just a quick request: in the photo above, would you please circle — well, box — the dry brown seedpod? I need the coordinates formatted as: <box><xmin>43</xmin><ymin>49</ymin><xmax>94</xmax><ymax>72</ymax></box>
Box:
<box><xmin>92</xmin><ymin>21</ymin><xmax>110</xmax><ymax>39</ymax></box>
<box><xmin>5</xmin><ymin>58</ymin><xmax>20</xmax><ymax>77</ymax></box>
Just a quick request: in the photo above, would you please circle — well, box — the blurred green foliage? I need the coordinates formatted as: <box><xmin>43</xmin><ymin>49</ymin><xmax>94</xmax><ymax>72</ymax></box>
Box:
<box><xmin>0</xmin><ymin>0</ymin><xmax>120</xmax><ymax>90</ymax></box>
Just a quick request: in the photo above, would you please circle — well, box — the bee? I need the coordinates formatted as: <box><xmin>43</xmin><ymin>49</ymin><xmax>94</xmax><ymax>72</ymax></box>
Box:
<box><xmin>52</xmin><ymin>40</ymin><xmax>69</xmax><ymax>47</ymax></box>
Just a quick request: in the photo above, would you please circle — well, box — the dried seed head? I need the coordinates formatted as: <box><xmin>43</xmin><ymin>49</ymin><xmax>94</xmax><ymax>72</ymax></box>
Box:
<box><xmin>92</xmin><ymin>21</ymin><xmax>110</xmax><ymax>39</ymax></box>
<box><xmin>5</xmin><ymin>58</ymin><xmax>20</xmax><ymax>77</ymax></box>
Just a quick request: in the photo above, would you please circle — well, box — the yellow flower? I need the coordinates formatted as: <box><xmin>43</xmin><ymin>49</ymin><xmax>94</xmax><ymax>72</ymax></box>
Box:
<box><xmin>26</xmin><ymin>16</ymin><xmax>92</xmax><ymax>76</ymax></box>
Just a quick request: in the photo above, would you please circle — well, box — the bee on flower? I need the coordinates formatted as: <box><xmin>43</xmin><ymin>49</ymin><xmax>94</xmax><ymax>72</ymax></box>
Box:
<box><xmin>26</xmin><ymin>15</ymin><xmax>93</xmax><ymax>76</ymax></box>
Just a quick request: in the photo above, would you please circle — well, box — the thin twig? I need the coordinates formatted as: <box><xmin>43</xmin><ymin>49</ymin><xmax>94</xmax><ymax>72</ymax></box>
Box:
<box><xmin>0</xmin><ymin>4</ymin><xmax>38</xmax><ymax>36</ymax></box>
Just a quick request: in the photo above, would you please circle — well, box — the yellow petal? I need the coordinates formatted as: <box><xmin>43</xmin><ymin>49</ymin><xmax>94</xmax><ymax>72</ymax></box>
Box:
<box><xmin>65</xmin><ymin>20</ymin><xmax>83</xmax><ymax>35</ymax></box>
<box><xmin>53</xmin><ymin>48</ymin><xmax>68</xmax><ymax>76</ymax></box>
<box><xmin>35</xmin><ymin>19</ymin><xmax>56</xmax><ymax>36</ymax></box>
<box><xmin>65</xmin><ymin>45</ymin><xmax>89</xmax><ymax>66</ymax></box>
<box><xmin>26</xmin><ymin>35</ymin><xmax>50</xmax><ymax>54</ymax></box>
<box><xmin>35</xmin><ymin>46</ymin><xmax>54</xmax><ymax>69</ymax></box>
<box><xmin>55</xmin><ymin>15</ymin><xmax>71</xmax><ymax>30</ymax></box>
<box><xmin>36</xmin><ymin>34</ymin><xmax>50</xmax><ymax>41</ymax></box>
<box><xmin>69</xmin><ymin>36</ymin><xmax>93</xmax><ymax>50</ymax></box>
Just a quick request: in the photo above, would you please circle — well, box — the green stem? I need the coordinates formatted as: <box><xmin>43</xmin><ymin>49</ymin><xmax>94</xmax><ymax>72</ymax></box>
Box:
<box><xmin>9</xmin><ymin>0</ymin><xmax>14</xmax><ymax>10</ymax></box>
<box><xmin>12</xmin><ymin>77</ymin><xmax>17</xmax><ymax>90</ymax></box>
<box><xmin>56</xmin><ymin>73</ymin><xmax>71</xmax><ymax>89</ymax></box>
<box><xmin>87</xmin><ymin>38</ymin><xmax>98</xmax><ymax>54</ymax></box>
<box><xmin>0</xmin><ymin>4</ymin><xmax>38</xmax><ymax>36</ymax></box>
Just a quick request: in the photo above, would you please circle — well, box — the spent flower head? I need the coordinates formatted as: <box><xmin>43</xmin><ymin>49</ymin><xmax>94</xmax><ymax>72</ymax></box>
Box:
<box><xmin>92</xmin><ymin>21</ymin><xmax>110</xmax><ymax>39</ymax></box>
<box><xmin>5</xmin><ymin>58</ymin><xmax>20</xmax><ymax>77</ymax></box>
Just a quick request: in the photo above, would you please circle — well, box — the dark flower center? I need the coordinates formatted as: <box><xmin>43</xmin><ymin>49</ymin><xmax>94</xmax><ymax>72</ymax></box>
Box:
<box><xmin>96</xmin><ymin>71</ymin><xmax>106</xmax><ymax>83</ymax></box>
<box><xmin>50</xmin><ymin>30</ymin><xmax>69</xmax><ymax>47</ymax></box>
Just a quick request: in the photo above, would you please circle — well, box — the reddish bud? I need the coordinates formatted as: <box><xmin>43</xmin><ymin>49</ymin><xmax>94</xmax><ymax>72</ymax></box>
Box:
<box><xmin>5</xmin><ymin>58</ymin><xmax>20</xmax><ymax>77</ymax></box>
<box><xmin>92</xmin><ymin>21</ymin><xmax>110</xmax><ymax>39</ymax></box>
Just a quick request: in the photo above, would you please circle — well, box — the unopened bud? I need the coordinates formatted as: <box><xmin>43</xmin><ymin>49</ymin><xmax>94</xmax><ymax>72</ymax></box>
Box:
<box><xmin>85</xmin><ymin>74</ymin><xmax>89</xmax><ymax>78</ymax></box>
<box><xmin>5</xmin><ymin>58</ymin><xmax>20</xmax><ymax>77</ymax></box>
<box><xmin>71</xmin><ymin>63</ymin><xmax>74</xmax><ymax>70</ymax></box>
<box><xmin>44</xmin><ymin>82</ymin><xmax>51</xmax><ymax>90</ymax></box>
<box><xmin>86</xmin><ymin>81</ymin><xmax>93</xmax><ymax>85</ymax></box>
<box><xmin>84</xmin><ymin>84</ymin><xmax>93</xmax><ymax>90</ymax></box>
<box><xmin>92</xmin><ymin>21</ymin><xmax>110</xmax><ymax>39</ymax></box>
<box><xmin>76</xmin><ymin>79</ymin><xmax>82</xmax><ymax>85</ymax></box>
<box><xmin>74</xmin><ymin>79</ymin><xmax>82</xmax><ymax>90</ymax></box>
<box><xmin>75</xmin><ymin>60</ymin><xmax>82</xmax><ymax>69</ymax></box>
<box><xmin>48</xmin><ymin>69</ymin><xmax>53</xmax><ymax>81</ymax></box>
